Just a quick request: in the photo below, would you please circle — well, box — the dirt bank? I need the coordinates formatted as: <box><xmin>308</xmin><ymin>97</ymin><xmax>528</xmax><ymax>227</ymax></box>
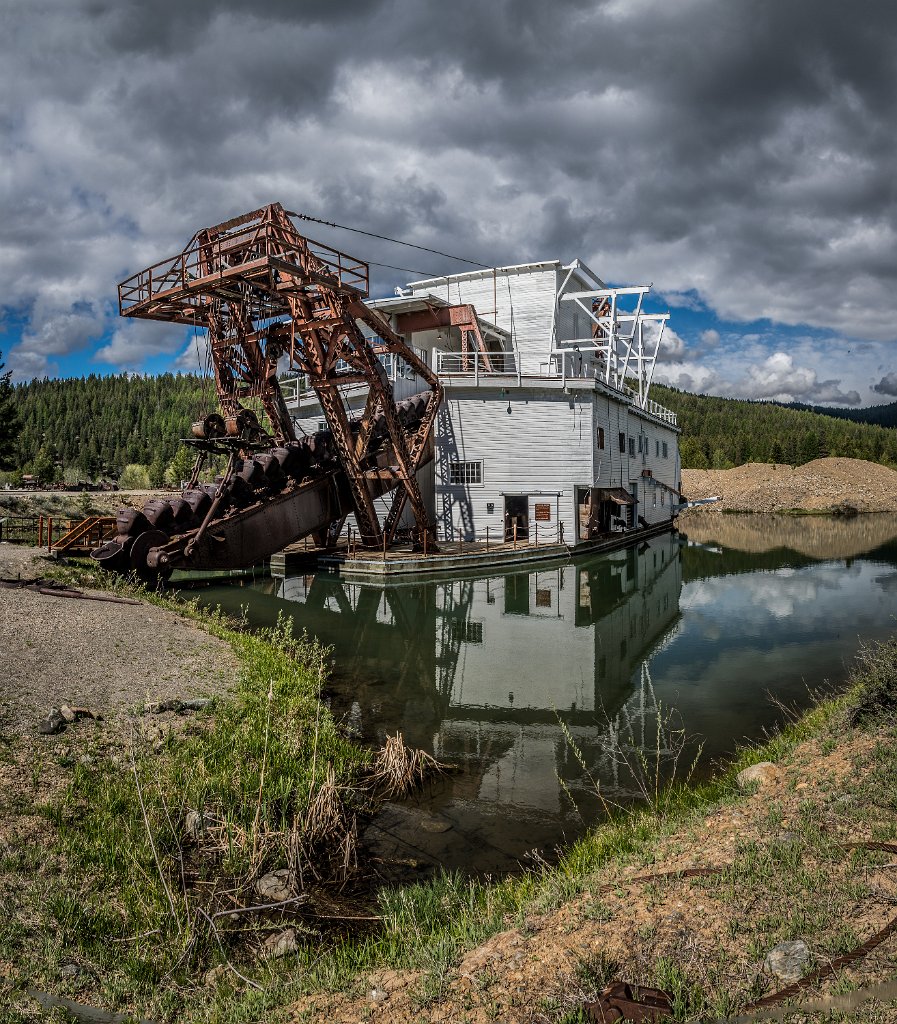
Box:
<box><xmin>294</xmin><ymin>690</ymin><xmax>897</xmax><ymax>1023</ymax></box>
<box><xmin>681</xmin><ymin>457</ymin><xmax>897</xmax><ymax>514</ymax></box>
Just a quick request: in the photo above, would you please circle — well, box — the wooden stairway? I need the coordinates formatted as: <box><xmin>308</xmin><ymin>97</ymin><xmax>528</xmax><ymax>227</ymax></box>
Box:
<box><xmin>51</xmin><ymin>516</ymin><xmax>118</xmax><ymax>555</ymax></box>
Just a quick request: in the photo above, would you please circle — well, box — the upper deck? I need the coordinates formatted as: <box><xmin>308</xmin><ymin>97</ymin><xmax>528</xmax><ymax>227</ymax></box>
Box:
<box><xmin>281</xmin><ymin>258</ymin><xmax>678</xmax><ymax>429</ymax></box>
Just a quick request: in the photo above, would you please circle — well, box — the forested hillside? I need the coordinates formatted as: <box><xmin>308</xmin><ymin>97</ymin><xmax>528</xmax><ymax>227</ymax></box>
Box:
<box><xmin>651</xmin><ymin>384</ymin><xmax>897</xmax><ymax>469</ymax></box>
<box><xmin>12</xmin><ymin>373</ymin><xmax>217</xmax><ymax>484</ymax></box>
<box><xmin>7</xmin><ymin>374</ymin><xmax>897</xmax><ymax>482</ymax></box>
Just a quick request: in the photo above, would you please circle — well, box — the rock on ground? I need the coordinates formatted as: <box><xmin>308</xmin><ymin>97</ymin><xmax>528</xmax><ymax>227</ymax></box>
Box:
<box><xmin>736</xmin><ymin>762</ymin><xmax>778</xmax><ymax>789</ymax></box>
<box><xmin>763</xmin><ymin>940</ymin><xmax>811</xmax><ymax>983</ymax></box>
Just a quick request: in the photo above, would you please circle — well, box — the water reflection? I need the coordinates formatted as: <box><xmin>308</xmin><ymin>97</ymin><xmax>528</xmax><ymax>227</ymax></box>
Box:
<box><xmin>190</xmin><ymin>514</ymin><xmax>897</xmax><ymax>874</ymax></box>
<box><xmin>682</xmin><ymin>510</ymin><xmax>897</xmax><ymax>560</ymax></box>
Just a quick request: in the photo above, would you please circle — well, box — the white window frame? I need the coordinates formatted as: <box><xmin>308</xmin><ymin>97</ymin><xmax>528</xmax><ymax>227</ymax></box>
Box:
<box><xmin>447</xmin><ymin>460</ymin><xmax>484</xmax><ymax>486</ymax></box>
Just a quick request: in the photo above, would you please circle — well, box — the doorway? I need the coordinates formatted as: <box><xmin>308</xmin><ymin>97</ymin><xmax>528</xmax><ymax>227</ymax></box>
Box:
<box><xmin>504</xmin><ymin>495</ymin><xmax>529</xmax><ymax>541</ymax></box>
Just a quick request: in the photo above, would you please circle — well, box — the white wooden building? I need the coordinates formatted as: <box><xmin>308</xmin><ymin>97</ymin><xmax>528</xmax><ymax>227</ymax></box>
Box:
<box><xmin>284</xmin><ymin>259</ymin><xmax>681</xmax><ymax>548</ymax></box>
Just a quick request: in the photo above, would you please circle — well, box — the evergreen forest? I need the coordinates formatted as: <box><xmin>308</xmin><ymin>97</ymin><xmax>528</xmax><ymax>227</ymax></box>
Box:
<box><xmin>653</xmin><ymin>384</ymin><xmax>897</xmax><ymax>469</ymax></box>
<box><xmin>3</xmin><ymin>373</ymin><xmax>897</xmax><ymax>483</ymax></box>
<box><xmin>9</xmin><ymin>373</ymin><xmax>221</xmax><ymax>485</ymax></box>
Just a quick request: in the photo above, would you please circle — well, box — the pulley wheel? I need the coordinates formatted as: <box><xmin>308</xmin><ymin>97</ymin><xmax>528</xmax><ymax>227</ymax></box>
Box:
<box><xmin>129</xmin><ymin>529</ymin><xmax>172</xmax><ymax>585</ymax></box>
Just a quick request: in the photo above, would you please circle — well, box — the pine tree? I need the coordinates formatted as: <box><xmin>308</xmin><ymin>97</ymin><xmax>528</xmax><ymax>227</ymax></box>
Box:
<box><xmin>0</xmin><ymin>350</ymin><xmax>20</xmax><ymax>469</ymax></box>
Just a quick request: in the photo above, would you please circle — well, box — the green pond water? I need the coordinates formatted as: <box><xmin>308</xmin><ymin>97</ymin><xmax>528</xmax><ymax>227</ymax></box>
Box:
<box><xmin>180</xmin><ymin>513</ymin><xmax>897</xmax><ymax>876</ymax></box>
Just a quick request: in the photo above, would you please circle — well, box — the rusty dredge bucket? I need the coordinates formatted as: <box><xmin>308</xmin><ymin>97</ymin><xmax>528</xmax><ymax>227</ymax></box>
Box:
<box><xmin>91</xmin><ymin>392</ymin><xmax>433</xmax><ymax>583</ymax></box>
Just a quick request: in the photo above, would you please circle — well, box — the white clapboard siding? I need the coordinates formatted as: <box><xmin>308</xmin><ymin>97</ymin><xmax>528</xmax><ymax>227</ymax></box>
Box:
<box><xmin>435</xmin><ymin>387</ymin><xmax>593</xmax><ymax>542</ymax></box>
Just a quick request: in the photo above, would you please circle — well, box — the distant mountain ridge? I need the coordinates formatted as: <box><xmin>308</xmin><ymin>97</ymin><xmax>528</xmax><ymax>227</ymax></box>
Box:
<box><xmin>6</xmin><ymin>374</ymin><xmax>897</xmax><ymax>481</ymax></box>
<box><xmin>779</xmin><ymin>400</ymin><xmax>897</xmax><ymax>429</ymax></box>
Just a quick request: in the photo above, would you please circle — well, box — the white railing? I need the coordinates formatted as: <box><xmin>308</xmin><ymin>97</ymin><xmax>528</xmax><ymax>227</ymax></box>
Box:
<box><xmin>435</xmin><ymin>350</ymin><xmax>519</xmax><ymax>377</ymax></box>
<box><xmin>643</xmin><ymin>398</ymin><xmax>678</xmax><ymax>426</ymax></box>
<box><xmin>281</xmin><ymin>350</ymin><xmax>678</xmax><ymax>426</ymax></box>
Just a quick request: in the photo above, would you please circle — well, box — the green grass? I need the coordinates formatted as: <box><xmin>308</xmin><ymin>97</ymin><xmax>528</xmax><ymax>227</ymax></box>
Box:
<box><xmin>20</xmin><ymin>564</ymin><xmax>371</xmax><ymax>1015</ymax></box>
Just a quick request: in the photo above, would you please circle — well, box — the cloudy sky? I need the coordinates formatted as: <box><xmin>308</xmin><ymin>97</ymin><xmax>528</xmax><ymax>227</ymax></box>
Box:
<box><xmin>2</xmin><ymin>0</ymin><xmax>896</xmax><ymax>405</ymax></box>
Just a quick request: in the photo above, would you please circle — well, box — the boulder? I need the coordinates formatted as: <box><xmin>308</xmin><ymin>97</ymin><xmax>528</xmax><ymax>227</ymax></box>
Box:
<box><xmin>184</xmin><ymin>809</ymin><xmax>215</xmax><ymax>842</ymax></box>
<box><xmin>736</xmin><ymin>761</ymin><xmax>777</xmax><ymax>789</ymax></box>
<box><xmin>763</xmin><ymin>940</ymin><xmax>810</xmax><ymax>983</ymax></box>
<box><xmin>263</xmin><ymin>928</ymin><xmax>298</xmax><ymax>958</ymax></box>
<box><xmin>38</xmin><ymin>708</ymin><xmax>66</xmax><ymax>735</ymax></box>
<box><xmin>256</xmin><ymin>868</ymin><xmax>292</xmax><ymax>903</ymax></box>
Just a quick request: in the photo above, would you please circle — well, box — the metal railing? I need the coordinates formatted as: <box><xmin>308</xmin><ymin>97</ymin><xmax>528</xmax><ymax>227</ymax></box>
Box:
<box><xmin>0</xmin><ymin>516</ymin><xmax>78</xmax><ymax>547</ymax></box>
<box><xmin>119</xmin><ymin>221</ymin><xmax>369</xmax><ymax>315</ymax></box>
<box><xmin>435</xmin><ymin>350</ymin><xmax>519</xmax><ymax>377</ymax></box>
<box><xmin>279</xmin><ymin>347</ymin><xmax>677</xmax><ymax>426</ymax></box>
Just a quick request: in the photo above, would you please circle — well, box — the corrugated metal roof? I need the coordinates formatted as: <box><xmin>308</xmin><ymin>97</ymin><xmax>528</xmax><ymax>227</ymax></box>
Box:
<box><xmin>598</xmin><ymin>487</ymin><xmax>636</xmax><ymax>506</ymax></box>
<box><xmin>408</xmin><ymin>260</ymin><xmax>561</xmax><ymax>290</ymax></box>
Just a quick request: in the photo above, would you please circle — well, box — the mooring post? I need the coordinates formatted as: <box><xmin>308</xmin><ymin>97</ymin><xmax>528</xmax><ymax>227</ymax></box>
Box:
<box><xmin>486</xmin><ymin>525</ymin><xmax>489</xmax><ymax>551</ymax></box>
<box><xmin>535</xmin><ymin>521</ymin><xmax>539</xmax><ymax>547</ymax></box>
<box><xmin>47</xmin><ymin>516</ymin><xmax>52</xmax><ymax>552</ymax></box>
<box><xmin>513</xmin><ymin>522</ymin><xmax>517</xmax><ymax>549</ymax></box>
<box><xmin>38</xmin><ymin>515</ymin><xmax>43</xmax><ymax>548</ymax></box>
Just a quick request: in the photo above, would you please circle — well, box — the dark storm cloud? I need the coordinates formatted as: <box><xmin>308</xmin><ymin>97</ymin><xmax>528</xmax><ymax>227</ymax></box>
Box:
<box><xmin>872</xmin><ymin>372</ymin><xmax>897</xmax><ymax>397</ymax></box>
<box><xmin>3</xmin><ymin>0</ymin><xmax>897</xmax><ymax>382</ymax></box>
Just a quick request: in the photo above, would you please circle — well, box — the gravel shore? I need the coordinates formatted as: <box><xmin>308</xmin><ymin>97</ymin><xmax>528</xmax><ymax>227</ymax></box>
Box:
<box><xmin>0</xmin><ymin>543</ymin><xmax>239</xmax><ymax>740</ymax></box>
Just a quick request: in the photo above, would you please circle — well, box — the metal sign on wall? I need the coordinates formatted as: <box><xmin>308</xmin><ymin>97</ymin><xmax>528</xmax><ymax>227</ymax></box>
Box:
<box><xmin>534</xmin><ymin>503</ymin><xmax>552</xmax><ymax>521</ymax></box>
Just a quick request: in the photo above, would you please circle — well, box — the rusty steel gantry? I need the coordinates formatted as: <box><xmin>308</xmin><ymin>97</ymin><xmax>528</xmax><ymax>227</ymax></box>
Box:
<box><xmin>118</xmin><ymin>202</ymin><xmax>443</xmax><ymax>551</ymax></box>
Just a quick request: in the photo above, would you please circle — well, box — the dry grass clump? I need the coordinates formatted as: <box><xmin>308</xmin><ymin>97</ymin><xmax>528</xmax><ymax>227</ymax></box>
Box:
<box><xmin>368</xmin><ymin>732</ymin><xmax>445</xmax><ymax>799</ymax></box>
<box><xmin>288</xmin><ymin>764</ymin><xmax>358</xmax><ymax>890</ymax></box>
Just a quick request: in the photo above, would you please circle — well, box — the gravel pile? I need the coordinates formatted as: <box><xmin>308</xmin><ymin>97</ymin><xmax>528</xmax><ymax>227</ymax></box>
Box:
<box><xmin>681</xmin><ymin>458</ymin><xmax>897</xmax><ymax>514</ymax></box>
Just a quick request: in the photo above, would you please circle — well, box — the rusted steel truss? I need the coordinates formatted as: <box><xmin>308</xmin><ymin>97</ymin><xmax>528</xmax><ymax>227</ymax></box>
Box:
<box><xmin>118</xmin><ymin>202</ymin><xmax>443</xmax><ymax>549</ymax></box>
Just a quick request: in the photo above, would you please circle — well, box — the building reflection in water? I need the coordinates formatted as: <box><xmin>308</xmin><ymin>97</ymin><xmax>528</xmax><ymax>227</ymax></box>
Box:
<box><xmin>267</xmin><ymin>533</ymin><xmax>684</xmax><ymax>870</ymax></box>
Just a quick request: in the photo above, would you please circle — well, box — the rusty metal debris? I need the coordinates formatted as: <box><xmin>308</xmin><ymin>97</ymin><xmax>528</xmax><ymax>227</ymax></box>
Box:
<box><xmin>96</xmin><ymin>202</ymin><xmax>451</xmax><ymax>580</ymax></box>
<box><xmin>583</xmin><ymin>981</ymin><xmax>673</xmax><ymax>1022</ymax></box>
